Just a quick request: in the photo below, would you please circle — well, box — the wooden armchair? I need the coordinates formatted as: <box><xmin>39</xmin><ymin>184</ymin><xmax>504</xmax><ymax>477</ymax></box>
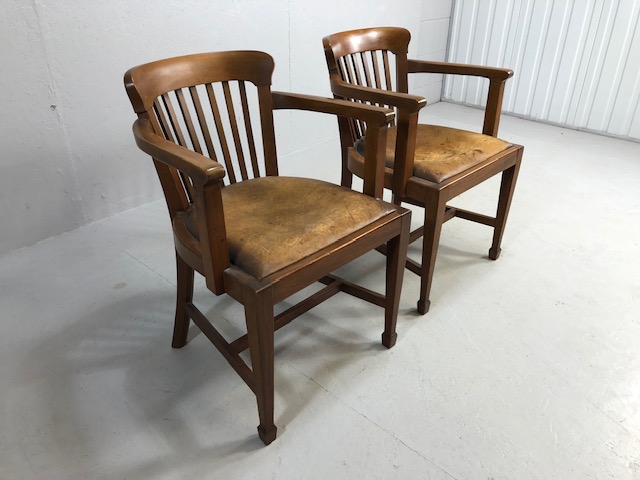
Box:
<box><xmin>323</xmin><ymin>27</ymin><xmax>524</xmax><ymax>314</ymax></box>
<box><xmin>124</xmin><ymin>51</ymin><xmax>410</xmax><ymax>445</ymax></box>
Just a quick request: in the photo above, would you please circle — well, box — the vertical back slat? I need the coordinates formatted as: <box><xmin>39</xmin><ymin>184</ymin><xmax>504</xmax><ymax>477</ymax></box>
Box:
<box><xmin>189</xmin><ymin>87</ymin><xmax>218</xmax><ymax>162</ymax></box>
<box><xmin>348</xmin><ymin>55</ymin><xmax>366</xmax><ymax>138</ymax></box>
<box><xmin>189</xmin><ymin>87</ymin><xmax>218</xmax><ymax>161</ymax></box>
<box><xmin>359</xmin><ymin>52</ymin><xmax>372</xmax><ymax>87</ymax></box>
<box><xmin>155</xmin><ymin>95</ymin><xmax>195</xmax><ymax>203</ymax></box>
<box><xmin>238</xmin><ymin>81</ymin><xmax>261</xmax><ymax>178</ymax></box>
<box><xmin>175</xmin><ymin>88</ymin><xmax>203</xmax><ymax>154</ymax></box>
<box><xmin>360</xmin><ymin>51</ymin><xmax>385</xmax><ymax>111</ymax></box>
<box><xmin>349</xmin><ymin>54</ymin><xmax>364</xmax><ymax>87</ymax></box>
<box><xmin>371</xmin><ymin>51</ymin><xmax>383</xmax><ymax>89</ymax></box>
<box><xmin>206</xmin><ymin>83</ymin><xmax>237</xmax><ymax>184</ymax></box>
<box><xmin>153</xmin><ymin>99</ymin><xmax>176</xmax><ymax>143</ymax></box>
<box><xmin>336</xmin><ymin>58</ymin><xmax>359</xmax><ymax>138</ymax></box>
<box><xmin>337</xmin><ymin>57</ymin><xmax>347</xmax><ymax>82</ymax></box>
<box><xmin>161</xmin><ymin>93</ymin><xmax>188</xmax><ymax>147</ymax></box>
<box><xmin>343</xmin><ymin>56</ymin><xmax>357</xmax><ymax>87</ymax></box>
<box><xmin>189</xmin><ymin>86</ymin><xmax>218</xmax><ymax>162</ymax></box>
<box><xmin>382</xmin><ymin>51</ymin><xmax>393</xmax><ymax>90</ymax></box>
<box><xmin>222</xmin><ymin>81</ymin><xmax>249</xmax><ymax>181</ymax></box>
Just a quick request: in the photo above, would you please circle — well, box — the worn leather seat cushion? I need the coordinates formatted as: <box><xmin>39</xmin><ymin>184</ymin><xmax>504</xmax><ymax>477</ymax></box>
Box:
<box><xmin>178</xmin><ymin>176</ymin><xmax>395</xmax><ymax>280</ymax></box>
<box><xmin>357</xmin><ymin>124</ymin><xmax>512</xmax><ymax>183</ymax></box>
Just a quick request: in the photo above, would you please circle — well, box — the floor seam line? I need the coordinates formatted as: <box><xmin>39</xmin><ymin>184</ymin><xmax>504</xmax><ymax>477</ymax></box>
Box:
<box><xmin>287</xmin><ymin>363</ymin><xmax>458</xmax><ymax>480</ymax></box>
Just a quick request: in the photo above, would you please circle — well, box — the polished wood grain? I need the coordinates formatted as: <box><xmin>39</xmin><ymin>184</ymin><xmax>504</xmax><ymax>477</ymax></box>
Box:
<box><xmin>323</xmin><ymin>27</ymin><xmax>524</xmax><ymax>314</ymax></box>
<box><xmin>124</xmin><ymin>50</ymin><xmax>411</xmax><ymax>445</ymax></box>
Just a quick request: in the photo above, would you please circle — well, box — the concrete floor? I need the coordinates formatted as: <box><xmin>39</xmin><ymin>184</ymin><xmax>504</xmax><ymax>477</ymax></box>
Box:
<box><xmin>1</xmin><ymin>103</ymin><xmax>639</xmax><ymax>479</ymax></box>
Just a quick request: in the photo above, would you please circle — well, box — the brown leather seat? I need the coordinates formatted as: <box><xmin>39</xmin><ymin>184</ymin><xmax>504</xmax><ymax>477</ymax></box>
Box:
<box><xmin>176</xmin><ymin>176</ymin><xmax>396</xmax><ymax>280</ymax></box>
<box><xmin>358</xmin><ymin>125</ymin><xmax>512</xmax><ymax>183</ymax></box>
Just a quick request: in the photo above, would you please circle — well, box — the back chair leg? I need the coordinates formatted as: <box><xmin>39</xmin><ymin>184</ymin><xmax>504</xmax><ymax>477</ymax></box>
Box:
<box><xmin>382</xmin><ymin>214</ymin><xmax>411</xmax><ymax>348</ymax></box>
<box><xmin>172</xmin><ymin>254</ymin><xmax>194</xmax><ymax>348</ymax></box>
<box><xmin>418</xmin><ymin>194</ymin><xmax>447</xmax><ymax>315</ymax></box>
<box><xmin>244</xmin><ymin>287</ymin><xmax>277</xmax><ymax>445</ymax></box>
<box><xmin>489</xmin><ymin>154</ymin><xmax>522</xmax><ymax>260</ymax></box>
<box><xmin>340</xmin><ymin>163</ymin><xmax>354</xmax><ymax>188</ymax></box>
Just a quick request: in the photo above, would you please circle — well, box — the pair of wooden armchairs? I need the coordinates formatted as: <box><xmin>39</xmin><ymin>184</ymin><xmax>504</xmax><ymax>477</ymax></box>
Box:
<box><xmin>124</xmin><ymin>27</ymin><xmax>521</xmax><ymax>445</ymax></box>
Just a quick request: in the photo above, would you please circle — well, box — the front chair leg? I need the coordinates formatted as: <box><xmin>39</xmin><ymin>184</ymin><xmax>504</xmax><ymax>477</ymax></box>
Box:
<box><xmin>172</xmin><ymin>253</ymin><xmax>194</xmax><ymax>348</ymax></box>
<box><xmin>244</xmin><ymin>287</ymin><xmax>277</xmax><ymax>445</ymax></box>
<box><xmin>382</xmin><ymin>213</ymin><xmax>411</xmax><ymax>348</ymax></box>
<box><xmin>489</xmin><ymin>152</ymin><xmax>522</xmax><ymax>260</ymax></box>
<box><xmin>418</xmin><ymin>194</ymin><xmax>447</xmax><ymax>315</ymax></box>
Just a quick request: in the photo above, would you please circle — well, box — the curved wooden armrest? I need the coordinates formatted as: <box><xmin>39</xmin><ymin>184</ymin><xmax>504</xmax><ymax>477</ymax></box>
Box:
<box><xmin>133</xmin><ymin>117</ymin><xmax>229</xmax><ymax>294</ymax></box>
<box><xmin>271</xmin><ymin>91</ymin><xmax>394</xmax><ymax>199</ymax></box>
<box><xmin>132</xmin><ymin>118</ymin><xmax>226</xmax><ymax>186</ymax></box>
<box><xmin>329</xmin><ymin>80</ymin><xmax>427</xmax><ymax>113</ymax></box>
<box><xmin>407</xmin><ymin>59</ymin><xmax>513</xmax><ymax>81</ymax></box>
<box><xmin>407</xmin><ymin>59</ymin><xmax>512</xmax><ymax>136</ymax></box>
<box><xmin>272</xmin><ymin>91</ymin><xmax>395</xmax><ymax>128</ymax></box>
<box><xmin>323</xmin><ymin>83</ymin><xmax>424</xmax><ymax>197</ymax></box>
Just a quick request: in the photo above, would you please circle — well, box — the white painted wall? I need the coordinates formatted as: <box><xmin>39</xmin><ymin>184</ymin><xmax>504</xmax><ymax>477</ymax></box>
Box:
<box><xmin>444</xmin><ymin>0</ymin><xmax>640</xmax><ymax>141</ymax></box>
<box><xmin>1</xmin><ymin>1</ymin><xmax>451</xmax><ymax>255</ymax></box>
<box><xmin>413</xmin><ymin>0</ymin><xmax>453</xmax><ymax>103</ymax></box>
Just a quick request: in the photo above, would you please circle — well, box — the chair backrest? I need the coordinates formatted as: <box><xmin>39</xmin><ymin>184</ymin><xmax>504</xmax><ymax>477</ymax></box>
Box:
<box><xmin>125</xmin><ymin>51</ymin><xmax>283</xmax><ymax>294</ymax></box>
<box><xmin>323</xmin><ymin>27</ymin><xmax>410</xmax><ymax>93</ymax></box>
<box><xmin>125</xmin><ymin>51</ymin><xmax>279</xmax><ymax>220</ymax></box>
<box><xmin>324</xmin><ymin>27</ymin><xmax>425</xmax><ymax>195</ymax></box>
<box><xmin>323</xmin><ymin>27</ymin><xmax>411</xmax><ymax>137</ymax></box>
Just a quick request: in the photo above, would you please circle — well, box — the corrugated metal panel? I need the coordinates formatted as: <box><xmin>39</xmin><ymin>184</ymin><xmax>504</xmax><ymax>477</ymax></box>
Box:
<box><xmin>444</xmin><ymin>0</ymin><xmax>640</xmax><ymax>140</ymax></box>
